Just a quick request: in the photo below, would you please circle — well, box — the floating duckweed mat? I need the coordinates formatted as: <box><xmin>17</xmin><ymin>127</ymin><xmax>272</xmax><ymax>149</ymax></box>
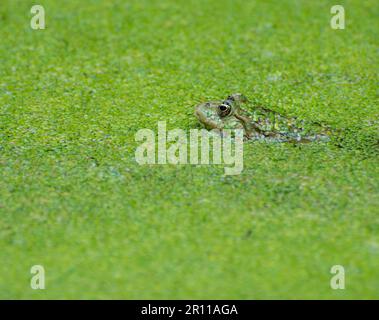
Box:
<box><xmin>0</xmin><ymin>0</ymin><xmax>378</xmax><ymax>299</ymax></box>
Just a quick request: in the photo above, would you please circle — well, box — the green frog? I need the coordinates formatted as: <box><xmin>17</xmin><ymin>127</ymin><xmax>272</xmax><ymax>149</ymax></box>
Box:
<box><xmin>194</xmin><ymin>93</ymin><xmax>331</xmax><ymax>142</ymax></box>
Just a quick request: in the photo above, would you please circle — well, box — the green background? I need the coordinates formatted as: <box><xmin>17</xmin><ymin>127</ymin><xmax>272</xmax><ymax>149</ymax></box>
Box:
<box><xmin>0</xmin><ymin>0</ymin><xmax>378</xmax><ymax>299</ymax></box>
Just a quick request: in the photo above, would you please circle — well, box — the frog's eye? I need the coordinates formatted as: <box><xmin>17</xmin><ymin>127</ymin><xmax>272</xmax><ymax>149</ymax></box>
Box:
<box><xmin>218</xmin><ymin>104</ymin><xmax>232</xmax><ymax>117</ymax></box>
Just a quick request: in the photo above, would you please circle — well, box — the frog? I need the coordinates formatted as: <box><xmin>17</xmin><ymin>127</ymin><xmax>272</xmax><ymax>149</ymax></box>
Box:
<box><xmin>194</xmin><ymin>93</ymin><xmax>331</xmax><ymax>142</ymax></box>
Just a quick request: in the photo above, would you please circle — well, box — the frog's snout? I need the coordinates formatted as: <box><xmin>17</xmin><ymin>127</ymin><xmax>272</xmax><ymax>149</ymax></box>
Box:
<box><xmin>194</xmin><ymin>106</ymin><xmax>207</xmax><ymax>123</ymax></box>
<box><xmin>194</xmin><ymin>102</ymin><xmax>222</xmax><ymax>131</ymax></box>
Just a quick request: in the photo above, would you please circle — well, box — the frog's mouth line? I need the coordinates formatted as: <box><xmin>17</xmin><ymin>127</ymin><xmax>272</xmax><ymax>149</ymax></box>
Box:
<box><xmin>194</xmin><ymin>108</ymin><xmax>221</xmax><ymax>130</ymax></box>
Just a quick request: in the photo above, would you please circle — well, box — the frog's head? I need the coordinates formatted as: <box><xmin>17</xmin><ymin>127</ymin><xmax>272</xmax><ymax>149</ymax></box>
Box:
<box><xmin>194</xmin><ymin>93</ymin><xmax>249</xmax><ymax>132</ymax></box>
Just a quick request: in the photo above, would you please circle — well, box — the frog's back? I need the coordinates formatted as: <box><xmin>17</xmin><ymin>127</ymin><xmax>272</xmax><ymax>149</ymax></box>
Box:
<box><xmin>246</xmin><ymin>105</ymin><xmax>331</xmax><ymax>142</ymax></box>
